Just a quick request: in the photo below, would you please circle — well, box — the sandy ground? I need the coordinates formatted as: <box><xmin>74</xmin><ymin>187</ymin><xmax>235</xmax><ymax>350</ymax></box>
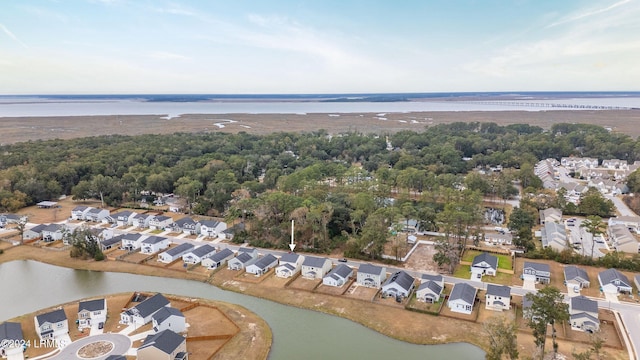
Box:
<box><xmin>2</xmin><ymin>110</ymin><xmax>640</xmax><ymax>144</ymax></box>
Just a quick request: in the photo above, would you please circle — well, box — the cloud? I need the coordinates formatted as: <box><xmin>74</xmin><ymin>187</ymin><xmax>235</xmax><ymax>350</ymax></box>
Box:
<box><xmin>148</xmin><ymin>51</ymin><xmax>190</xmax><ymax>60</ymax></box>
<box><xmin>0</xmin><ymin>23</ymin><xmax>28</xmax><ymax>48</ymax></box>
<box><xmin>546</xmin><ymin>0</ymin><xmax>632</xmax><ymax>28</ymax></box>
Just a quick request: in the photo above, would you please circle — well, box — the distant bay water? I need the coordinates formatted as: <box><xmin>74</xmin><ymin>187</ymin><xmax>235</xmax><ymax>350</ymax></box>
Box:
<box><xmin>1</xmin><ymin>92</ymin><xmax>639</xmax><ymax>118</ymax></box>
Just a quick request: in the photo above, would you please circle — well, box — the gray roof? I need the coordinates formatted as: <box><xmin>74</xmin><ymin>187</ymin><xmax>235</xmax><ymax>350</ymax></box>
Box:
<box><xmin>139</xmin><ymin>329</ymin><xmax>185</xmax><ymax>354</ymax></box>
<box><xmin>523</xmin><ymin>261</ymin><xmax>551</xmax><ymax>273</ymax></box>
<box><xmin>253</xmin><ymin>254</ymin><xmax>278</xmax><ymax>269</ymax></box>
<box><xmin>358</xmin><ymin>263</ymin><xmax>385</xmax><ymax>276</ymax></box>
<box><xmin>152</xmin><ymin>307</ymin><xmax>184</xmax><ymax>325</ymax></box>
<box><xmin>472</xmin><ymin>253</ymin><xmax>498</xmax><ymax>269</ymax></box>
<box><xmin>235</xmin><ymin>252</ymin><xmax>254</xmax><ymax>264</ymax></box>
<box><xmin>599</xmin><ymin>268</ymin><xmax>631</xmax><ymax>287</ymax></box>
<box><xmin>164</xmin><ymin>243</ymin><xmax>194</xmax><ymax>256</ymax></box>
<box><xmin>73</xmin><ymin>206</ymin><xmax>89</xmax><ymax>211</ymax></box>
<box><xmin>238</xmin><ymin>247</ymin><xmax>256</xmax><ymax>254</ymax></box>
<box><xmin>142</xmin><ymin>236</ymin><xmax>167</xmax><ymax>244</ymax></box>
<box><xmin>190</xmin><ymin>244</ymin><xmax>216</xmax><ymax>258</ymax></box>
<box><xmin>132</xmin><ymin>293</ymin><xmax>169</xmax><ymax>318</ymax></box>
<box><xmin>570</xmin><ymin>312</ymin><xmax>599</xmax><ymax>325</ymax></box>
<box><xmin>87</xmin><ymin>208</ymin><xmax>104</xmax><ymax>214</ymax></box>
<box><xmin>123</xmin><ymin>233</ymin><xmax>144</xmax><ymax>241</ymax></box>
<box><xmin>486</xmin><ymin>284</ymin><xmax>511</xmax><ymax>298</ymax></box>
<box><xmin>421</xmin><ymin>273</ymin><xmax>443</xmax><ymax>283</ymax></box>
<box><xmin>78</xmin><ymin>298</ymin><xmax>106</xmax><ymax>312</ymax></box>
<box><xmin>153</xmin><ymin>215</ymin><xmax>172</xmax><ymax>222</ymax></box>
<box><xmin>36</xmin><ymin>308</ymin><xmax>67</xmax><ymax>325</ymax></box>
<box><xmin>135</xmin><ymin>213</ymin><xmax>151</xmax><ymax>219</ymax></box>
<box><xmin>101</xmin><ymin>235</ymin><xmax>123</xmax><ymax>247</ymax></box>
<box><xmin>0</xmin><ymin>322</ymin><xmax>23</xmax><ymax>342</ymax></box>
<box><xmin>327</xmin><ymin>264</ymin><xmax>352</xmax><ymax>279</ymax></box>
<box><xmin>113</xmin><ymin>210</ymin><xmax>133</xmax><ymax>218</ymax></box>
<box><xmin>564</xmin><ymin>265</ymin><xmax>590</xmax><ymax>282</ymax></box>
<box><xmin>29</xmin><ymin>224</ymin><xmax>47</xmax><ymax>233</ymax></box>
<box><xmin>199</xmin><ymin>220</ymin><xmax>221</xmax><ymax>228</ymax></box>
<box><xmin>42</xmin><ymin>223</ymin><xmax>63</xmax><ymax>232</ymax></box>
<box><xmin>383</xmin><ymin>270</ymin><xmax>415</xmax><ymax>291</ymax></box>
<box><xmin>449</xmin><ymin>283</ymin><xmax>477</xmax><ymax>304</ymax></box>
<box><xmin>302</xmin><ymin>255</ymin><xmax>329</xmax><ymax>268</ymax></box>
<box><xmin>279</xmin><ymin>252</ymin><xmax>301</xmax><ymax>264</ymax></box>
<box><xmin>104</xmin><ymin>356</ymin><xmax>127</xmax><ymax>360</ymax></box>
<box><xmin>210</xmin><ymin>248</ymin><xmax>234</xmax><ymax>262</ymax></box>
<box><xmin>418</xmin><ymin>280</ymin><xmax>442</xmax><ymax>295</ymax></box>
<box><xmin>570</xmin><ymin>296</ymin><xmax>598</xmax><ymax>313</ymax></box>
<box><xmin>174</xmin><ymin>217</ymin><xmax>196</xmax><ymax>227</ymax></box>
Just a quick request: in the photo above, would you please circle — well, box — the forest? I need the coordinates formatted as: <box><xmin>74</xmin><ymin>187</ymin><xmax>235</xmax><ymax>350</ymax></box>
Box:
<box><xmin>0</xmin><ymin>121</ymin><xmax>638</xmax><ymax>262</ymax></box>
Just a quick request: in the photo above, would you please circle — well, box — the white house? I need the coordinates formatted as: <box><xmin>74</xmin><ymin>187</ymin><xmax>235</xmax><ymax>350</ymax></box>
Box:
<box><xmin>141</xmin><ymin>236</ymin><xmax>170</xmax><ymax>254</ymax></box>
<box><xmin>416</xmin><ymin>275</ymin><xmax>443</xmax><ymax>304</ymax></box>
<box><xmin>101</xmin><ymin>235</ymin><xmax>122</xmax><ymax>251</ymax></box>
<box><xmin>471</xmin><ymin>253</ymin><xmax>498</xmax><ymax>280</ymax></box>
<box><xmin>41</xmin><ymin>224</ymin><xmax>65</xmax><ymax>242</ymax></box>
<box><xmin>182</xmin><ymin>244</ymin><xmax>216</xmax><ymax>264</ymax></box>
<box><xmin>322</xmin><ymin>264</ymin><xmax>353</xmax><ymax>287</ymax></box>
<box><xmin>357</xmin><ymin>264</ymin><xmax>387</xmax><ymax>288</ymax></box>
<box><xmin>133</xmin><ymin>214</ymin><xmax>154</xmax><ymax>228</ymax></box>
<box><xmin>228</xmin><ymin>248</ymin><xmax>259</xmax><ymax>270</ymax></box>
<box><xmin>381</xmin><ymin>270</ymin><xmax>415</xmax><ymax>298</ymax></box>
<box><xmin>120</xmin><ymin>293</ymin><xmax>170</xmax><ymax>326</ymax></box>
<box><xmin>569</xmin><ymin>296</ymin><xmax>600</xmax><ymax>332</ymax></box>
<box><xmin>152</xmin><ymin>307</ymin><xmax>186</xmax><ymax>334</ymax></box>
<box><xmin>122</xmin><ymin>233</ymin><xmax>146</xmax><ymax>251</ymax></box>
<box><xmin>523</xmin><ymin>262</ymin><xmax>551</xmax><ymax>284</ymax></box>
<box><xmin>149</xmin><ymin>215</ymin><xmax>173</xmax><ymax>231</ymax></box>
<box><xmin>111</xmin><ymin>210</ymin><xmax>138</xmax><ymax>227</ymax></box>
<box><xmin>541</xmin><ymin>221</ymin><xmax>569</xmax><ymax>252</ymax></box>
<box><xmin>0</xmin><ymin>322</ymin><xmax>24</xmax><ymax>359</ymax></box>
<box><xmin>485</xmin><ymin>284</ymin><xmax>511</xmax><ymax>311</ymax></box>
<box><xmin>608</xmin><ymin>224</ymin><xmax>639</xmax><ymax>254</ymax></box>
<box><xmin>246</xmin><ymin>254</ymin><xmax>278</xmax><ymax>276</ymax></box>
<box><xmin>71</xmin><ymin>206</ymin><xmax>92</xmax><ymax>220</ymax></box>
<box><xmin>301</xmin><ymin>256</ymin><xmax>332</xmax><ymax>279</ymax></box>
<box><xmin>158</xmin><ymin>243</ymin><xmax>194</xmax><ymax>263</ymax></box>
<box><xmin>539</xmin><ymin>208</ymin><xmax>563</xmax><ymax>225</ymax></box>
<box><xmin>598</xmin><ymin>268</ymin><xmax>633</xmax><ymax>294</ymax></box>
<box><xmin>275</xmin><ymin>253</ymin><xmax>304</xmax><ymax>278</ymax></box>
<box><xmin>34</xmin><ymin>308</ymin><xmax>68</xmax><ymax>341</ymax></box>
<box><xmin>564</xmin><ymin>265</ymin><xmax>591</xmax><ymax>289</ymax></box>
<box><xmin>608</xmin><ymin>216</ymin><xmax>640</xmax><ymax>234</ymax></box>
<box><xmin>85</xmin><ymin>208</ymin><xmax>110</xmax><ymax>222</ymax></box>
<box><xmin>137</xmin><ymin>329</ymin><xmax>187</xmax><ymax>360</ymax></box>
<box><xmin>199</xmin><ymin>220</ymin><xmax>227</xmax><ymax>238</ymax></box>
<box><xmin>172</xmin><ymin>217</ymin><xmax>200</xmax><ymax>235</ymax></box>
<box><xmin>202</xmin><ymin>248</ymin><xmax>235</xmax><ymax>269</ymax></box>
<box><xmin>448</xmin><ymin>283</ymin><xmax>477</xmax><ymax>315</ymax></box>
<box><xmin>77</xmin><ymin>298</ymin><xmax>107</xmax><ymax>330</ymax></box>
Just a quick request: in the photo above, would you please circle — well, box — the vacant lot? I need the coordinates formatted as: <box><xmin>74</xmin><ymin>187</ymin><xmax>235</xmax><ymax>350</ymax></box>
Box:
<box><xmin>287</xmin><ymin>276</ymin><xmax>321</xmax><ymax>291</ymax></box>
<box><xmin>402</xmin><ymin>243</ymin><xmax>440</xmax><ymax>272</ymax></box>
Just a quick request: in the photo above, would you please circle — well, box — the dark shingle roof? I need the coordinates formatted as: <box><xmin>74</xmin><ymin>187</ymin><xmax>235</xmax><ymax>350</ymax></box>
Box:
<box><xmin>210</xmin><ymin>248</ymin><xmax>234</xmax><ymax>262</ymax></box>
<box><xmin>199</xmin><ymin>220</ymin><xmax>220</xmax><ymax>228</ymax></box>
<box><xmin>327</xmin><ymin>264</ymin><xmax>352</xmax><ymax>279</ymax></box>
<box><xmin>152</xmin><ymin>307</ymin><xmax>184</xmax><ymax>325</ymax></box>
<box><xmin>383</xmin><ymin>271</ymin><xmax>415</xmax><ymax>291</ymax></box>
<box><xmin>570</xmin><ymin>296</ymin><xmax>598</xmax><ymax>313</ymax></box>
<box><xmin>123</xmin><ymin>233</ymin><xmax>144</xmax><ymax>241</ymax></box>
<box><xmin>599</xmin><ymin>268</ymin><xmax>630</xmax><ymax>286</ymax></box>
<box><xmin>72</xmin><ymin>206</ymin><xmax>89</xmax><ymax>212</ymax></box>
<box><xmin>164</xmin><ymin>243</ymin><xmax>194</xmax><ymax>256</ymax></box>
<box><xmin>238</xmin><ymin>247</ymin><xmax>256</xmax><ymax>254</ymax></box>
<box><xmin>418</xmin><ymin>280</ymin><xmax>442</xmax><ymax>295</ymax></box>
<box><xmin>564</xmin><ymin>265</ymin><xmax>589</xmax><ymax>282</ymax></box>
<box><xmin>153</xmin><ymin>215</ymin><xmax>172</xmax><ymax>222</ymax></box>
<box><xmin>174</xmin><ymin>217</ymin><xmax>196</xmax><ymax>227</ymax></box>
<box><xmin>449</xmin><ymin>283</ymin><xmax>477</xmax><ymax>304</ymax></box>
<box><xmin>105</xmin><ymin>356</ymin><xmax>127</xmax><ymax>360</ymax></box>
<box><xmin>142</xmin><ymin>236</ymin><xmax>167</xmax><ymax>245</ymax></box>
<box><xmin>253</xmin><ymin>254</ymin><xmax>278</xmax><ymax>269</ymax></box>
<box><xmin>302</xmin><ymin>255</ymin><xmax>329</xmax><ymax>268</ymax></box>
<box><xmin>132</xmin><ymin>293</ymin><xmax>169</xmax><ymax>318</ymax></box>
<box><xmin>78</xmin><ymin>299</ymin><xmax>106</xmax><ymax>313</ymax></box>
<box><xmin>190</xmin><ymin>244</ymin><xmax>216</xmax><ymax>258</ymax></box>
<box><xmin>524</xmin><ymin>261</ymin><xmax>551</xmax><ymax>273</ymax></box>
<box><xmin>421</xmin><ymin>273</ymin><xmax>443</xmax><ymax>283</ymax></box>
<box><xmin>0</xmin><ymin>322</ymin><xmax>23</xmax><ymax>342</ymax></box>
<box><xmin>36</xmin><ymin>309</ymin><xmax>67</xmax><ymax>325</ymax></box>
<box><xmin>358</xmin><ymin>263</ymin><xmax>385</xmax><ymax>276</ymax></box>
<box><xmin>101</xmin><ymin>235</ymin><xmax>123</xmax><ymax>247</ymax></box>
<box><xmin>29</xmin><ymin>224</ymin><xmax>47</xmax><ymax>233</ymax></box>
<box><xmin>472</xmin><ymin>253</ymin><xmax>498</xmax><ymax>269</ymax></box>
<box><xmin>486</xmin><ymin>284</ymin><xmax>511</xmax><ymax>298</ymax></box>
<box><xmin>279</xmin><ymin>252</ymin><xmax>301</xmax><ymax>264</ymax></box>
<box><xmin>139</xmin><ymin>329</ymin><xmax>185</xmax><ymax>354</ymax></box>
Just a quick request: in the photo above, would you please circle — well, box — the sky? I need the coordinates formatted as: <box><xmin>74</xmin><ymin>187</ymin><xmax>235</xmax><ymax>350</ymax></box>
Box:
<box><xmin>1</xmin><ymin>0</ymin><xmax>639</xmax><ymax>94</ymax></box>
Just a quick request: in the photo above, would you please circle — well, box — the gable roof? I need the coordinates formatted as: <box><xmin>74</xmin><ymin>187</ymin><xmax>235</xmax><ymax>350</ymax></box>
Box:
<box><xmin>28</xmin><ymin>224</ymin><xmax>47</xmax><ymax>233</ymax></box>
<box><xmin>564</xmin><ymin>265</ymin><xmax>590</xmax><ymax>282</ymax></box>
<box><xmin>234</xmin><ymin>252</ymin><xmax>254</xmax><ymax>264</ymax></box>
<box><xmin>152</xmin><ymin>215</ymin><xmax>172</xmax><ymax>222</ymax></box>
<box><xmin>383</xmin><ymin>270</ymin><xmax>415</xmax><ymax>291</ymax></box>
<box><xmin>0</xmin><ymin>322</ymin><xmax>23</xmax><ymax>342</ymax></box>
<box><xmin>417</xmin><ymin>280</ymin><xmax>442</xmax><ymax>295</ymax></box>
<box><xmin>358</xmin><ymin>263</ymin><xmax>385</xmax><ymax>276</ymax></box>
<box><xmin>139</xmin><ymin>329</ymin><xmax>185</xmax><ymax>354</ymax></box>
<box><xmin>104</xmin><ymin>356</ymin><xmax>127</xmax><ymax>360</ymax></box>
<box><xmin>123</xmin><ymin>233</ymin><xmax>144</xmax><ymax>241</ymax></box>
<box><xmin>599</xmin><ymin>268</ymin><xmax>631</xmax><ymax>287</ymax></box>
<box><xmin>570</xmin><ymin>296</ymin><xmax>598</xmax><ymax>313</ymax></box>
<box><xmin>421</xmin><ymin>273</ymin><xmax>443</xmax><ymax>283</ymax></box>
<box><xmin>72</xmin><ymin>206</ymin><xmax>90</xmax><ymax>212</ymax></box>
<box><xmin>142</xmin><ymin>236</ymin><xmax>167</xmax><ymax>245</ymax></box>
<box><xmin>42</xmin><ymin>223</ymin><xmax>63</xmax><ymax>232</ymax></box>
<box><xmin>87</xmin><ymin>208</ymin><xmax>106</xmax><ymax>214</ymax></box>
<box><xmin>253</xmin><ymin>254</ymin><xmax>278</xmax><ymax>269</ymax></box>
<box><xmin>210</xmin><ymin>248</ymin><xmax>234</xmax><ymax>262</ymax></box>
<box><xmin>523</xmin><ymin>261</ymin><xmax>550</xmax><ymax>273</ymax></box>
<box><xmin>279</xmin><ymin>252</ymin><xmax>301</xmax><ymax>264</ymax></box>
<box><xmin>302</xmin><ymin>255</ymin><xmax>329</xmax><ymax>268</ymax></box>
<box><xmin>164</xmin><ymin>243</ymin><xmax>194</xmax><ymax>256</ymax></box>
<box><xmin>78</xmin><ymin>298</ymin><xmax>106</xmax><ymax>313</ymax></box>
<box><xmin>174</xmin><ymin>217</ymin><xmax>196</xmax><ymax>227</ymax></box>
<box><xmin>152</xmin><ymin>307</ymin><xmax>184</xmax><ymax>325</ymax></box>
<box><xmin>36</xmin><ymin>308</ymin><xmax>67</xmax><ymax>325</ymax></box>
<box><xmin>132</xmin><ymin>293</ymin><xmax>170</xmax><ymax>318</ymax></box>
<box><xmin>471</xmin><ymin>253</ymin><xmax>498</xmax><ymax>269</ymax></box>
<box><xmin>199</xmin><ymin>220</ymin><xmax>221</xmax><ymax>228</ymax></box>
<box><xmin>486</xmin><ymin>284</ymin><xmax>511</xmax><ymax>298</ymax></box>
<box><xmin>190</xmin><ymin>244</ymin><xmax>216</xmax><ymax>257</ymax></box>
<box><xmin>102</xmin><ymin>235</ymin><xmax>123</xmax><ymax>247</ymax></box>
<box><xmin>449</xmin><ymin>283</ymin><xmax>477</xmax><ymax>304</ymax></box>
<box><xmin>327</xmin><ymin>264</ymin><xmax>352</xmax><ymax>279</ymax></box>
<box><xmin>238</xmin><ymin>247</ymin><xmax>256</xmax><ymax>254</ymax></box>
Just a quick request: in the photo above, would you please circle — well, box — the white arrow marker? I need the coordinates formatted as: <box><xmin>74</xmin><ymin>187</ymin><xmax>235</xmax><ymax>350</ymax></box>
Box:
<box><xmin>289</xmin><ymin>219</ymin><xmax>296</xmax><ymax>251</ymax></box>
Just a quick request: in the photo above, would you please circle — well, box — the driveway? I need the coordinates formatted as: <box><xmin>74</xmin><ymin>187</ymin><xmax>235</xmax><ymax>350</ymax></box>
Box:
<box><xmin>522</xmin><ymin>279</ymin><xmax>536</xmax><ymax>291</ymax></box>
<box><xmin>49</xmin><ymin>334</ymin><xmax>131</xmax><ymax>360</ymax></box>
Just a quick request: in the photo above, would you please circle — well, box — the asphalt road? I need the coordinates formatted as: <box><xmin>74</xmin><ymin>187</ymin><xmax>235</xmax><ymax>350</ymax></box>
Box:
<box><xmin>50</xmin><ymin>333</ymin><xmax>130</xmax><ymax>360</ymax></box>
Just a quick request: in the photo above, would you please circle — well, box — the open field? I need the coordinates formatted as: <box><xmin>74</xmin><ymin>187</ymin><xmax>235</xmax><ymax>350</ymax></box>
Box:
<box><xmin>2</xmin><ymin>110</ymin><xmax>640</xmax><ymax>145</ymax></box>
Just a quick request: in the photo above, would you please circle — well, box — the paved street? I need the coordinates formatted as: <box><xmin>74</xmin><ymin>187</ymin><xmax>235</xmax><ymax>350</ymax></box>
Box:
<box><xmin>50</xmin><ymin>333</ymin><xmax>131</xmax><ymax>360</ymax></box>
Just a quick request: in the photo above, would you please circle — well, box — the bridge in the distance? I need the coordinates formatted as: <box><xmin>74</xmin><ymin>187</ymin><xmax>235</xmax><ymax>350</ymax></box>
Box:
<box><xmin>467</xmin><ymin>101</ymin><xmax>633</xmax><ymax>110</ymax></box>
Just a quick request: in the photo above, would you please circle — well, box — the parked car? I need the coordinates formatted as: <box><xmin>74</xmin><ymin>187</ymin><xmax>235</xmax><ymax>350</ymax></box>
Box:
<box><xmin>338</xmin><ymin>258</ymin><xmax>348</xmax><ymax>263</ymax></box>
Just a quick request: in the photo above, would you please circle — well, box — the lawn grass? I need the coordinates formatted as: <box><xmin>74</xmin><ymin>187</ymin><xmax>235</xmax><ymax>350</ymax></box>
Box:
<box><xmin>453</xmin><ymin>265</ymin><xmax>471</xmax><ymax>279</ymax></box>
<box><xmin>462</xmin><ymin>249</ymin><xmax>512</xmax><ymax>270</ymax></box>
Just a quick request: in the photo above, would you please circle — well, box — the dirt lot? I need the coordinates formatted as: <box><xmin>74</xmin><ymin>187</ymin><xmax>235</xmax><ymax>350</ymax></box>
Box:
<box><xmin>342</xmin><ymin>283</ymin><xmax>379</xmax><ymax>301</ymax></box>
<box><xmin>401</xmin><ymin>242</ymin><xmax>440</xmax><ymax>272</ymax></box>
<box><xmin>287</xmin><ymin>275</ymin><xmax>322</xmax><ymax>291</ymax></box>
<box><xmin>315</xmin><ymin>279</ymin><xmax>354</xmax><ymax>296</ymax></box>
<box><xmin>17</xmin><ymin>198</ymin><xmax>105</xmax><ymax>224</ymax></box>
<box><xmin>183</xmin><ymin>304</ymin><xmax>238</xmax><ymax>337</ymax></box>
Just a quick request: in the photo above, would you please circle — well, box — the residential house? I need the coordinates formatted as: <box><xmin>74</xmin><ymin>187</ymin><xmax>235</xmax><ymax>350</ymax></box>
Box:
<box><xmin>221</xmin><ymin>223</ymin><xmax>244</xmax><ymax>240</ymax></box>
<box><xmin>173</xmin><ymin>217</ymin><xmax>200</xmax><ymax>235</ymax></box>
<box><xmin>541</xmin><ymin>222</ymin><xmax>569</xmax><ymax>252</ymax></box>
<box><xmin>448</xmin><ymin>283</ymin><xmax>477</xmax><ymax>315</ymax></box>
<box><xmin>202</xmin><ymin>248</ymin><xmax>234</xmax><ymax>269</ymax></box>
<box><xmin>71</xmin><ymin>206</ymin><xmax>92</xmax><ymax>220</ymax></box>
<box><xmin>0</xmin><ymin>322</ymin><xmax>24</xmax><ymax>358</ymax></box>
<box><xmin>85</xmin><ymin>208</ymin><xmax>110</xmax><ymax>222</ymax></box>
<box><xmin>398</xmin><ymin>219</ymin><xmax>420</xmax><ymax>233</ymax></box>
<box><xmin>539</xmin><ymin>208</ymin><xmax>562</xmax><ymax>225</ymax></box>
<box><xmin>246</xmin><ymin>254</ymin><xmax>278</xmax><ymax>276</ymax></box>
<box><xmin>111</xmin><ymin>210</ymin><xmax>138</xmax><ymax>227</ymax></box>
<box><xmin>322</xmin><ymin>264</ymin><xmax>353</xmax><ymax>287</ymax></box>
<box><xmin>121</xmin><ymin>233</ymin><xmax>146</xmax><ymax>251</ymax></box>
<box><xmin>416</xmin><ymin>275</ymin><xmax>443</xmax><ymax>303</ymax></box>
<box><xmin>228</xmin><ymin>248</ymin><xmax>259</xmax><ymax>270</ymax></box>
<box><xmin>105</xmin><ymin>356</ymin><xmax>126</xmax><ymax>360</ymax></box>
<box><xmin>23</xmin><ymin>224</ymin><xmax>46</xmax><ymax>240</ymax></box>
<box><xmin>569</xmin><ymin>296</ymin><xmax>600</xmax><ymax>332</ymax></box>
<box><xmin>608</xmin><ymin>224</ymin><xmax>640</xmax><ymax>253</ymax></box>
<box><xmin>141</xmin><ymin>236</ymin><xmax>170</xmax><ymax>254</ymax></box>
<box><xmin>470</xmin><ymin>253</ymin><xmax>498</xmax><ymax>280</ymax></box>
<box><xmin>275</xmin><ymin>253</ymin><xmax>304</xmax><ymax>278</ymax></box>
<box><xmin>157</xmin><ymin>243</ymin><xmax>194</xmax><ymax>263</ymax></box>
<box><xmin>564</xmin><ymin>266</ymin><xmax>591</xmax><ymax>289</ymax></box>
<box><xmin>152</xmin><ymin>308</ymin><xmax>186</xmax><ymax>334</ymax></box>
<box><xmin>137</xmin><ymin>329</ymin><xmax>187</xmax><ymax>360</ymax></box>
<box><xmin>149</xmin><ymin>215</ymin><xmax>173</xmax><ymax>231</ymax></box>
<box><xmin>485</xmin><ymin>284</ymin><xmax>511</xmax><ymax>311</ymax></box>
<box><xmin>34</xmin><ymin>309</ymin><xmax>68</xmax><ymax>341</ymax></box>
<box><xmin>484</xmin><ymin>232</ymin><xmax>513</xmax><ymax>245</ymax></box>
<box><xmin>100</xmin><ymin>235</ymin><xmax>123</xmax><ymax>251</ymax></box>
<box><xmin>301</xmin><ymin>256</ymin><xmax>333</xmax><ymax>279</ymax></box>
<box><xmin>357</xmin><ymin>264</ymin><xmax>387</xmax><ymax>288</ymax></box>
<box><xmin>0</xmin><ymin>213</ymin><xmax>26</xmax><ymax>225</ymax></box>
<box><xmin>41</xmin><ymin>224</ymin><xmax>65</xmax><ymax>242</ymax></box>
<box><xmin>133</xmin><ymin>213</ymin><xmax>154</xmax><ymax>229</ymax></box>
<box><xmin>182</xmin><ymin>244</ymin><xmax>216</xmax><ymax>265</ymax></box>
<box><xmin>120</xmin><ymin>293</ymin><xmax>170</xmax><ymax>326</ymax></box>
<box><xmin>77</xmin><ymin>298</ymin><xmax>107</xmax><ymax>330</ymax></box>
<box><xmin>199</xmin><ymin>220</ymin><xmax>227</xmax><ymax>238</ymax></box>
<box><xmin>598</xmin><ymin>268</ymin><xmax>633</xmax><ymax>294</ymax></box>
<box><xmin>381</xmin><ymin>271</ymin><xmax>415</xmax><ymax>298</ymax></box>
<box><xmin>523</xmin><ymin>262</ymin><xmax>551</xmax><ymax>284</ymax></box>
<box><xmin>602</xmin><ymin>159</ymin><xmax>627</xmax><ymax>169</ymax></box>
